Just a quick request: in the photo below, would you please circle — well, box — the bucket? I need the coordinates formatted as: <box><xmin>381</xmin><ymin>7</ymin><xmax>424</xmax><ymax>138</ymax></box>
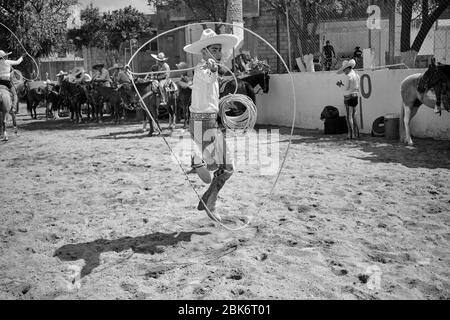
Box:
<box><xmin>384</xmin><ymin>113</ymin><xmax>400</xmax><ymax>140</ymax></box>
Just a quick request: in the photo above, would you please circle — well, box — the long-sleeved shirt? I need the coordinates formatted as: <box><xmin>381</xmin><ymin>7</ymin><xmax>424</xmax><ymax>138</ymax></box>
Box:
<box><xmin>156</xmin><ymin>63</ymin><xmax>170</xmax><ymax>81</ymax></box>
<box><xmin>113</xmin><ymin>70</ymin><xmax>130</xmax><ymax>84</ymax></box>
<box><xmin>190</xmin><ymin>59</ymin><xmax>219</xmax><ymax>114</ymax></box>
<box><xmin>343</xmin><ymin>69</ymin><xmax>360</xmax><ymax>95</ymax></box>
<box><xmin>0</xmin><ymin>56</ymin><xmax>23</xmax><ymax>80</ymax></box>
<box><xmin>92</xmin><ymin>68</ymin><xmax>111</xmax><ymax>86</ymax></box>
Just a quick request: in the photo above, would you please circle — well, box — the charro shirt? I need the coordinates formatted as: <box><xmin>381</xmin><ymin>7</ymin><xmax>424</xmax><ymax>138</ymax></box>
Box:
<box><xmin>190</xmin><ymin>59</ymin><xmax>219</xmax><ymax>114</ymax></box>
<box><xmin>0</xmin><ymin>56</ymin><xmax>23</xmax><ymax>81</ymax></box>
<box><xmin>156</xmin><ymin>63</ymin><xmax>170</xmax><ymax>81</ymax></box>
<box><xmin>92</xmin><ymin>68</ymin><xmax>111</xmax><ymax>85</ymax></box>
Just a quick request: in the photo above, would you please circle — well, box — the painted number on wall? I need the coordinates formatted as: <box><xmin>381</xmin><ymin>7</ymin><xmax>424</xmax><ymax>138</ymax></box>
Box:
<box><xmin>360</xmin><ymin>74</ymin><xmax>372</xmax><ymax>99</ymax></box>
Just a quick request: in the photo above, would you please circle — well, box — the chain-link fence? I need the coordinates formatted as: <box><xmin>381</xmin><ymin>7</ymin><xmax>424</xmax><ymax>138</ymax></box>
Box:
<box><xmin>277</xmin><ymin>0</ymin><xmax>450</xmax><ymax>72</ymax></box>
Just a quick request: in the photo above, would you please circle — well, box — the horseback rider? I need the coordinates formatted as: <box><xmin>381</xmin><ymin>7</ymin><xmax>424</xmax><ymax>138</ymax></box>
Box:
<box><xmin>150</xmin><ymin>52</ymin><xmax>170</xmax><ymax>106</ymax></box>
<box><xmin>92</xmin><ymin>63</ymin><xmax>111</xmax><ymax>87</ymax></box>
<box><xmin>0</xmin><ymin>50</ymin><xmax>24</xmax><ymax>114</ymax></box>
<box><xmin>183</xmin><ymin>28</ymin><xmax>239</xmax><ymax>222</ymax></box>
<box><xmin>109</xmin><ymin>63</ymin><xmax>131</xmax><ymax>85</ymax></box>
<box><xmin>92</xmin><ymin>63</ymin><xmax>111</xmax><ymax>113</ymax></box>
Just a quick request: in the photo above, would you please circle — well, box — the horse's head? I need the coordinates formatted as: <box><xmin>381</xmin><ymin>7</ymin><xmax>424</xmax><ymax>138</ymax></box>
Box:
<box><xmin>419</xmin><ymin>58</ymin><xmax>448</xmax><ymax>93</ymax></box>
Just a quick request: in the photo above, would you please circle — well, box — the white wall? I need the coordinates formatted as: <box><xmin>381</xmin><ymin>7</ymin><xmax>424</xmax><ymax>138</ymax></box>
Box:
<box><xmin>256</xmin><ymin>69</ymin><xmax>450</xmax><ymax>140</ymax></box>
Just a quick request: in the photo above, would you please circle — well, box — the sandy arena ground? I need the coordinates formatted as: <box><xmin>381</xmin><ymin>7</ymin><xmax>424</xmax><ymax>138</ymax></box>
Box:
<box><xmin>0</xmin><ymin>105</ymin><xmax>449</xmax><ymax>300</ymax></box>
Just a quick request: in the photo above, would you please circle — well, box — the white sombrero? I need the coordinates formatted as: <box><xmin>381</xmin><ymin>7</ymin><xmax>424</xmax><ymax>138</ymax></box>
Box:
<box><xmin>71</xmin><ymin>66</ymin><xmax>85</xmax><ymax>78</ymax></box>
<box><xmin>0</xmin><ymin>50</ymin><xmax>12</xmax><ymax>59</ymax></box>
<box><xmin>183</xmin><ymin>28</ymin><xmax>239</xmax><ymax>55</ymax></box>
<box><xmin>56</xmin><ymin>70</ymin><xmax>68</xmax><ymax>77</ymax></box>
<box><xmin>336</xmin><ymin>59</ymin><xmax>356</xmax><ymax>74</ymax></box>
<box><xmin>151</xmin><ymin>52</ymin><xmax>168</xmax><ymax>61</ymax></box>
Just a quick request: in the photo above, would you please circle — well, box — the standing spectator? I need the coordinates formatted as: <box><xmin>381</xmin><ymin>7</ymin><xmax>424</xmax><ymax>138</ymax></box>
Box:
<box><xmin>353</xmin><ymin>46</ymin><xmax>363</xmax><ymax>68</ymax></box>
<box><xmin>322</xmin><ymin>40</ymin><xmax>336</xmax><ymax>71</ymax></box>
<box><xmin>336</xmin><ymin>59</ymin><xmax>360</xmax><ymax>139</ymax></box>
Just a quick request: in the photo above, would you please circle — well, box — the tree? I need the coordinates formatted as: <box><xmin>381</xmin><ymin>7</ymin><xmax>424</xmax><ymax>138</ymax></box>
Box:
<box><xmin>0</xmin><ymin>0</ymin><xmax>77</xmax><ymax>58</ymax></box>
<box><xmin>68</xmin><ymin>5</ymin><xmax>153</xmax><ymax>66</ymax></box>
<box><xmin>147</xmin><ymin>0</ymin><xmax>229</xmax><ymax>28</ymax></box>
<box><xmin>399</xmin><ymin>0</ymin><xmax>449</xmax><ymax>67</ymax></box>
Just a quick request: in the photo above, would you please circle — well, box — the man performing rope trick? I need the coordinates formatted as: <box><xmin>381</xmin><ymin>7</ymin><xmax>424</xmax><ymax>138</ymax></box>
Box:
<box><xmin>183</xmin><ymin>28</ymin><xmax>239</xmax><ymax>223</ymax></box>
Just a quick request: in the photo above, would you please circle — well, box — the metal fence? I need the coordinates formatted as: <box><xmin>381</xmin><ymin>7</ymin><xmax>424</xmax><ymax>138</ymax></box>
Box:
<box><xmin>280</xmin><ymin>0</ymin><xmax>449</xmax><ymax>72</ymax></box>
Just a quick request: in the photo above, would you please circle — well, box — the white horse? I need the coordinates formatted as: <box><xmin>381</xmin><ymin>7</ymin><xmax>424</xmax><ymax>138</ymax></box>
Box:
<box><xmin>400</xmin><ymin>60</ymin><xmax>449</xmax><ymax>146</ymax></box>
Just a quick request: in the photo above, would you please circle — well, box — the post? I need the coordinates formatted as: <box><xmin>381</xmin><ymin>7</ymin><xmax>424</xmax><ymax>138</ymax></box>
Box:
<box><xmin>368</xmin><ymin>0</ymin><xmax>372</xmax><ymax>49</ymax></box>
<box><xmin>129</xmin><ymin>39</ymin><xmax>133</xmax><ymax>71</ymax></box>
<box><xmin>388</xmin><ymin>0</ymin><xmax>396</xmax><ymax>65</ymax></box>
<box><xmin>286</xmin><ymin>3</ymin><xmax>292</xmax><ymax>71</ymax></box>
<box><xmin>276</xmin><ymin>12</ymin><xmax>280</xmax><ymax>73</ymax></box>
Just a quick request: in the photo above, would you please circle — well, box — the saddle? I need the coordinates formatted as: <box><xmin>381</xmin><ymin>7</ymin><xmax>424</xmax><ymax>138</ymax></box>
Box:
<box><xmin>163</xmin><ymin>79</ymin><xmax>177</xmax><ymax>93</ymax></box>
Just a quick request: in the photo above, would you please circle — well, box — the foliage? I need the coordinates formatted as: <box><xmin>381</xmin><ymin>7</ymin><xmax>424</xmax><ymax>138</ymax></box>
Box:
<box><xmin>68</xmin><ymin>5</ymin><xmax>153</xmax><ymax>51</ymax></box>
<box><xmin>147</xmin><ymin>0</ymin><xmax>228</xmax><ymax>22</ymax></box>
<box><xmin>0</xmin><ymin>0</ymin><xmax>77</xmax><ymax>57</ymax></box>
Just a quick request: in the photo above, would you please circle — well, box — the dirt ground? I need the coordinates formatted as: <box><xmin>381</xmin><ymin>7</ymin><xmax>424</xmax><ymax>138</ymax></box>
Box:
<box><xmin>1</xmin><ymin>105</ymin><xmax>449</xmax><ymax>300</ymax></box>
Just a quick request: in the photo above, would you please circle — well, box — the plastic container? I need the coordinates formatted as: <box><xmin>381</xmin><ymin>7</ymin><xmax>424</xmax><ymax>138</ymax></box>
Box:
<box><xmin>384</xmin><ymin>113</ymin><xmax>400</xmax><ymax>140</ymax></box>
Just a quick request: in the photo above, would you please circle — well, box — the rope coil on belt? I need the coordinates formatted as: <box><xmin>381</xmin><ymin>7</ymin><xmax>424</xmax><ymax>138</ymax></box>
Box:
<box><xmin>219</xmin><ymin>93</ymin><xmax>257</xmax><ymax>133</ymax></box>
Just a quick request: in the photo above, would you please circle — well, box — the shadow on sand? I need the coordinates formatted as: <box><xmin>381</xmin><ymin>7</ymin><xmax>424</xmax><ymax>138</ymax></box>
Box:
<box><xmin>54</xmin><ymin>231</ymin><xmax>210</xmax><ymax>277</ymax></box>
<box><xmin>275</xmin><ymin>127</ymin><xmax>450</xmax><ymax>170</ymax></box>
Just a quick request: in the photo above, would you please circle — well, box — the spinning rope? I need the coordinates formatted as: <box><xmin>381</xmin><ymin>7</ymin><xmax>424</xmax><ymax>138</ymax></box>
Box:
<box><xmin>0</xmin><ymin>22</ymin><xmax>41</xmax><ymax>82</ymax></box>
<box><xmin>127</xmin><ymin>22</ymin><xmax>297</xmax><ymax>231</ymax></box>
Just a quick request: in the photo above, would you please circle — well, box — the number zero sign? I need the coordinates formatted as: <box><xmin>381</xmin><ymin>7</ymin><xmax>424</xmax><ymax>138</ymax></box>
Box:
<box><xmin>360</xmin><ymin>74</ymin><xmax>372</xmax><ymax>99</ymax></box>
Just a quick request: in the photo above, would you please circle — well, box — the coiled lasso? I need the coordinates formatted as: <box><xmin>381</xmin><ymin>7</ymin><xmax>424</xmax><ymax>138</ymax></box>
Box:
<box><xmin>219</xmin><ymin>93</ymin><xmax>257</xmax><ymax>133</ymax></box>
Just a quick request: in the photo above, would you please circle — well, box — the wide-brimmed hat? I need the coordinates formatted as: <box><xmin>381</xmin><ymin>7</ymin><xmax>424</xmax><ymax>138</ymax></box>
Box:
<box><xmin>0</xmin><ymin>50</ymin><xmax>12</xmax><ymax>58</ymax></box>
<box><xmin>56</xmin><ymin>70</ymin><xmax>68</xmax><ymax>77</ymax></box>
<box><xmin>176</xmin><ymin>61</ymin><xmax>188</xmax><ymax>70</ymax></box>
<box><xmin>108</xmin><ymin>63</ymin><xmax>124</xmax><ymax>71</ymax></box>
<box><xmin>71</xmin><ymin>67</ymin><xmax>85</xmax><ymax>78</ymax></box>
<box><xmin>92</xmin><ymin>63</ymin><xmax>104</xmax><ymax>70</ymax></box>
<box><xmin>151</xmin><ymin>52</ymin><xmax>168</xmax><ymax>61</ymax></box>
<box><xmin>183</xmin><ymin>28</ymin><xmax>239</xmax><ymax>55</ymax></box>
<box><xmin>336</xmin><ymin>59</ymin><xmax>356</xmax><ymax>74</ymax></box>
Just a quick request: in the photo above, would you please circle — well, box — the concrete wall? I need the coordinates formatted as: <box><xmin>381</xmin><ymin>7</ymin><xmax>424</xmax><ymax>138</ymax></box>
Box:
<box><xmin>256</xmin><ymin>69</ymin><xmax>450</xmax><ymax>140</ymax></box>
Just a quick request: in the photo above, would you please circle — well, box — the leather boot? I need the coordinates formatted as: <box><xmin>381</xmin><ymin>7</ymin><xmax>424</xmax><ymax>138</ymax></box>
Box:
<box><xmin>197</xmin><ymin>168</ymin><xmax>233</xmax><ymax>213</ymax></box>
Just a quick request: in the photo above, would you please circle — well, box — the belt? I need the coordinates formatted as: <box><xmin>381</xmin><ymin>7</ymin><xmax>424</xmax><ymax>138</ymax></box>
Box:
<box><xmin>344</xmin><ymin>93</ymin><xmax>358</xmax><ymax>98</ymax></box>
<box><xmin>190</xmin><ymin>112</ymin><xmax>217</xmax><ymax>120</ymax></box>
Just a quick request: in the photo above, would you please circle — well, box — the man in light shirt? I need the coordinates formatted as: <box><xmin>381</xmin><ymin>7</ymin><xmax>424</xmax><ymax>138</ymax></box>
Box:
<box><xmin>183</xmin><ymin>28</ymin><xmax>239</xmax><ymax>222</ymax></box>
<box><xmin>0</xmin><ymin>50</ymin><xmax>24</xmax><ymax>114</ymax></box>
<box><xmin>337</xmin><ymin>59</ymin><xmax>360</xmax><ymax>139</ymax></box>
<box><xmin>150</xmin><ymin>52</ymin><xmax>170</xmax><ymax>106</ymax></box>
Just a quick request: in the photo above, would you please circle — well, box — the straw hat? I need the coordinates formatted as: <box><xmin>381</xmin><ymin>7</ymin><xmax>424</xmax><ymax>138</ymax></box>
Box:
<box><xmin>0</xmin><ymin>50</ymin><xmax>12</xmax><ymax>59</ymax></box>
<box><xmin>92</xmin><ymin>63</ymin><xmax>104</xmax><ymax>70</ymax></box>
<box><xmin>151</xmin><ymin>52</ymin><xmax>168</xmax><ymax>61</ymax></box>
<box><xmin>109</xmin><ymin>63</ymin><xmax>124</xmax><ymax>71</ymax></box>
<box><xmin>336</xmin><ymin>59</ymin><xmax>356</xmax><ymax>74</ymax></box>
<box><xmin>183</xmin><ymin>28</ymin><xmax>239</xmax><ymax>55</ymax></box>
<box><xmin>71</xmin><ymin>66</ymin><xmax>85</xmax><ymax>78</ymax></box>
<box><xmin>56</xmin><ymin>70</ymin><xmax>68</xmax><ymax>77</ymax></box>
